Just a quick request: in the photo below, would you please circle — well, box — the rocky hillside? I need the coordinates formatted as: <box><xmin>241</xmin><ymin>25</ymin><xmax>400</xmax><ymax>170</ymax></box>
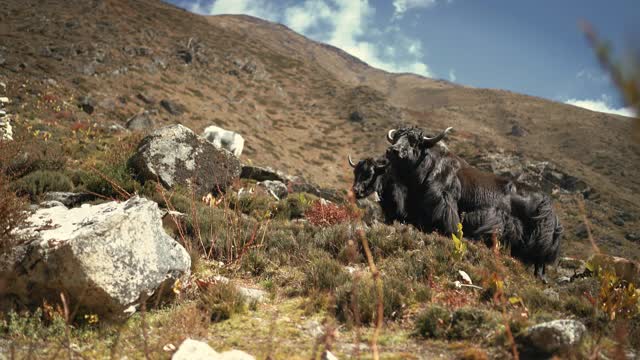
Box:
<box><xmin>1</xmin><ymin>0</ymin><xmax>638</xmax><ymax>261</ymax></box>
<box><xmin>1</xmin><ymin>0</ymin><xmax>640</xmax><ymax>358</ymax></box>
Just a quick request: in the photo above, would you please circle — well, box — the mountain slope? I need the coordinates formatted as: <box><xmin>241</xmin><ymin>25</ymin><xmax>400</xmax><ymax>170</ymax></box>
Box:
<box><xmin>0</xmin><ymin>0</ymin><xmax>638</xmax><ymax>260</ymax></box>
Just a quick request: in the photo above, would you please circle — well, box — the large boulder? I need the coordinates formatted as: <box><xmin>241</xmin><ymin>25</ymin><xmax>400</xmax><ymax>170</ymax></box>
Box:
<box><xmin>172</xmin><ymin>339</ymin><xmax>255</xmax><ymax>360</ymax></box>
<box><xmin>128</xmin><ymin>124</ymin><xmax>241</xmax><ymax>196</ymax></box>
<box><xmin>521</xmin><ymin>319</ymin><xmax>586</xmax><ymax>355</ymax></box>
<box><xmin>0</xmin><ymin>196</ymin><xmax>190</xmax><ymax>319</ymax></box>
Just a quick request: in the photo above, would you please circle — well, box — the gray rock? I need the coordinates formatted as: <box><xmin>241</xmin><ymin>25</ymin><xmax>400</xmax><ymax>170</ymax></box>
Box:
<box><xmin>172</xmin><ymin>339</ymin><xmax>255</xmax><ymax>360</ymax></box>
<box><xmin>0</xmin><ymin>117</ymin><xmax>11</xmax><ymax>141</ymax></box>
<box><xmin>625</xmin><ymin>232</ymin><xmax>640</xmax><ymax>242</ymax></box>
<box><xmin>322</xmin><ymin>350</ymin><xmax>339</xmax><ymax>360</ymax></box>
<box><xmin>522</xmin><ymin>319</ymin><xmax>586</xmax><ymax>354</ymax></box>
<box><xmin>2</xmin><ymin>196</ymin><xmax>190</xmax><ymax>319</ymax></box>
<box><xmin>126</xmin><ymin>111</ymin><xmax>155</xmax><ymax>131</ymax></box>
<box><xmin>556</xmin><ymin>276</ymin><xmax>571</xmax><ymax>285</ymax></box>
<box><xmin>160</xmin><ymin>99</ymin><xmax>185</xmax><ymax>115</ymax></box>
<box><xmin>43</xmin><ymin>192</ymin><xmax>96</xmax><ymax>208</ymax></box>
<box><xmin>349</xmin><ymin>110</ymin><xmax>365</xmax><ymax>123</ymax></box>
<box><xmin>136</xmin><ymin>93</ymin><xmax>155</xmax><ymax>104</ymax></box>
<box><xmin>240</xmin><ymin>165</ymin><xmax>288</xmax><ymax>183</ymax></box>
<box><xmin>238</xmin><ymin>287</ymin><xmax>268</xmax><ymax>303</ymax></box>
<box><xmin>257</xmin><ymin>180</ymin><xmax>288</xmax><ymax>199</ymax></box>
<box><xmin>611</xmin><ymin>216</ymin><xmax>625</xmax><ymax>226</ymax></box>
<box><xmin>509</xmin><ymin>124</ymin><xmax>526</xmax><ymax>137</ymax></box>
<box><xmin>128</xmin><ymin>124</ymin><xmax>241</xmax><ymax>197</ymax></box>
<box><xmin>77</xmin><ymin>96</ymin><xmax>95</xmax><ymax>114</ymax></box>
<box><xmin>38</xmin><ymin>200</ymin><xmax>66</xmax><ymax>209</ymax></box>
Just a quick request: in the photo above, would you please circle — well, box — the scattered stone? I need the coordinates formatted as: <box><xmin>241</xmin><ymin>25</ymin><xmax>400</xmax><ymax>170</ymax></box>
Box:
<box><xmin>0</xmin><ymin>117</ymin><xmax>12</xmax><ymax>141</ymax></box>
<box><xmin>509</xmin><ymin>124</ymin><xmax>526</xmax><ymax>137</ymax></box>
<box><xmin>0</xmin><ymin>109</ymin><xmax>5</xmax><ymax>117</ymax></box>
<box><xmin>0</xmin><ymin>97</ymin><xmax>9</xmax><ymax>105</ymax></box>
<box><xmin>172</xmin><ymin>339</ymin><xmax>255</xmax><ymax>360</ymax></box>
<box><xmin>136</xmin><ymin>92</ymin><xmax>155</xmax><ymax>104</ymax></box>
<box><xmin>46</xmin><ymin>78</ymin><xmax>57</xmax><ymax>87</ymax></box>
<box><xmin>77</xmin><ymin>95</ymin><xmax>95</xmax><ymax>114</ymax></box>
<box><xmin>160</xmin><ymin>99</ymin><xmax>185</xmax><ymax>115</ymax></box>
<box><xmin>522</xmin><ymin>319</ymin><xmax>586</xmax><ymax>355</ymax></box>
<box><xmin>240</xmin><ymin>165</ymin><xmax>288</xmax><ymax>183</ymax></box>
<box><xmin>128</xmin><ymin>124</ymin><xmax>241</xmax><ymax>197</ymax></box>
<box><xmin>43</xmin><ymin>192</ymin><xmax>96</xmax><ymax>208</ymax></box>
<box><xmin>238</xmin><ymin>287</ymin><xmax>268</xmax><ymax>304</ymax></box>
<box><xmin>611</xmin><ymin>216</ymin><xmax>625</xmax><ymax>226</ymax></box>
<box><xmin>38</xmin><ymin>200</ymin><xmax>66</xmax><ymax>209</ymax></box>
<box><xmin>301</xmin><ymin>320</ymin><xmax>323</xmax><ymax>338</ymax></box>
<box><xmin>177</xmin><ymin>50</ymin><xmax>192</xmax><ymax>64</ymax></box>
<box><xmin>356</xmin><ymin>197</ymin><xmax>383</xmax><ymax>224</ymax></box>
<box><xmin>322</xmin><ymin>350</ymin><xmax>339</xmax><ymax>360</ymax></box>
<box><xmin>241</xmin><ymin>61</ymin><xmax>257</xmax><ymax>74</ymax></box>
<box><xmin>257</xmin><ymin>180</ymin><xmax>288</xmax><ymax>200</ymax></box>
<box><xmin>625</xmin><ymin>232</ymin><xmax>640</xmax><ymax>242</ymax></box>
<box><xmin>1</xmin><ymin>196</ymin><xmax>190</xmax><ymax>319</ymax></box>
<box><xmin>556</xmin><ymin>276</ymin><xmax>571</xmax><ymax>285</ymax></box>
<box><xmin>349</xmin><ymin>110</ymin><xmax>365</xmax><ymax>123</ymax></box>
<box><xmin>126</xmin><ymin>110</ymin><xmax>156</xmax><ymax>131</ymax></box>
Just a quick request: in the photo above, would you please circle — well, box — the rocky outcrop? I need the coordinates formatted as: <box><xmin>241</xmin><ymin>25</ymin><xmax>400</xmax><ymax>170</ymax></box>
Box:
<box><xmin>521</xmin><ymin>319</ymin><xmax>586</xmax><ymax>355</ymax></box>
<box><xmin>1</xmin><ymin>196</ymin><xmax>190</xmax><ymax>319</ymax></box>
<box><xmin>126</xmin><ymin>110</ymin><xmax>156</xmax><ymax>131</ymax></box>
<box><xmin>257</xmin><ymin>180</ymin><xmax>288</xmax><ymax>200</ymax></box>
<box><xmin>128</xmin><ymin>124</ymin><xmax>241</xmax><ymax>197</ymax></box>
<box><xmin>172</xmin><ymin>339</ymin><xmax>255</xmax><ymax>360</ymax></box>
<box><xmin>470</xmin><ymin>151</ymin><xmax>592</xmax><ymax>197</ymax></box>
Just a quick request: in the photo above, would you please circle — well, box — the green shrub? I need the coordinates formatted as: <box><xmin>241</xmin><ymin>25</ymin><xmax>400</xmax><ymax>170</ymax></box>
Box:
<box><xmin>415</xmin><ymin>305</ymin><xmax>451</xmax><ymax>339</ymax></box>
<box><xmin>241</xmin><ymin>249</ymin><xmax>269</xmax><ymax>276</ymax></box>
<box><xmin>448</xmin><ymin>308</ymin><xmax>496</xmax><ymax>340</ymax></box>
<box><xmin>13</xmin><ymin>170</ymin><xmax>73</xmax><ymax>200</ymax></box>
<box><xmin>303</xmin><ymin>253</ymin><xmax>350</xmax><ymax>293</ymax></box>
<box><xmin>199</xmin><ymin>282</ymin><xmax>246</xmax><ymax>322</ymax></box>
<box><xmin>336</xmin><ymin>273</ymin><xmax>411</xmax><ymax>325</ymax></box>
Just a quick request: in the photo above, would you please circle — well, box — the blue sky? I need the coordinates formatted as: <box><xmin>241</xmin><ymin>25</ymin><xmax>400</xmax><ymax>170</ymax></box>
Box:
<box><xmin>167</xmin><ymin>0</ymin><xmax>638</xmax><ymax>117</ymax></box>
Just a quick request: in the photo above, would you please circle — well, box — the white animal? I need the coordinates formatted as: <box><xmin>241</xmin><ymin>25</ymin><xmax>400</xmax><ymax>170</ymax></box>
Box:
<box><xmin>201</xmin><ymin>125</ymin><xmax>244</xmax><ymax>157</ymax></box>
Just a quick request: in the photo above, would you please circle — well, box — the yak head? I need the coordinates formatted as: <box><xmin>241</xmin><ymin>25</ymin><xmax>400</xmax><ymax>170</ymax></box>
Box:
<box><xmin>385</xmin><ymin>126</ymin><xmax>453</xmax><ymax>166</ymax></box>
<box><xmin>348</xmin><ymin>155</ymin><xmax>388</xmax><ymax>199</ymax></box>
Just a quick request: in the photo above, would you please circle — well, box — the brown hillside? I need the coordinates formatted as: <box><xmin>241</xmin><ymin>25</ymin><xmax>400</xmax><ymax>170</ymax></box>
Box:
<box><xmin>1</xmin><ymin>0</ymin><xmax>638</xmax><ymax>260</ymax></box>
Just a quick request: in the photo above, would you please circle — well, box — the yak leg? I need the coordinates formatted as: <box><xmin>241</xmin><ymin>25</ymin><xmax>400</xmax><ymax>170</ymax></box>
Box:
<box><xmin>534</xmin><ymin>263</ymin><xmax>548</xmax><ymax>284</ymax></box>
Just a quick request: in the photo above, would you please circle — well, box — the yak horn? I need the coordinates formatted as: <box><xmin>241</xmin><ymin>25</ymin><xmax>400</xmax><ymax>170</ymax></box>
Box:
<box><xmin>348</xmin><ymin>154</ymin><xmax>357</xmax><ymax>168</ymax></box>
<box><xmin>387</xmin><ymin>129</ymin><xmax>396</xmax><ymax>143</ymax></box>
<box><xmin>423</xmin><ymin>127</ymin><xmax>453</xmax><ymax>145</ymax></box>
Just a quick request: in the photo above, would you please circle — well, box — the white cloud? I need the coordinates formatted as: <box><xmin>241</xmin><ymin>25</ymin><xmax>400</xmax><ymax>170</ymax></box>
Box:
<box><xmin>193</xmin><ymin>0</ymin><xmax>433</xmax><ymax>77</ymax></box>
<box><xmin>576</xmin><ymin>68</ymin><xmax>608</xmax><ymax>83</ymax></box>
<box><xmin>565</xmin><ymin>96</ymin><xmax>636</xmax><ymax>117</ymax></box>
<box><xmin>448</xmin><ymin>69</ymin><xmax>456</xmax><ymax>82</ymax></box>
<box><xmin>191</xmin><ymin>0</ymin><xmax>279</xmax><ymax>22</ymax></box>
<box><xmin>392</xmin><ymin>0</ymin><xmax>436</xmax><ymax>19</ymax></box>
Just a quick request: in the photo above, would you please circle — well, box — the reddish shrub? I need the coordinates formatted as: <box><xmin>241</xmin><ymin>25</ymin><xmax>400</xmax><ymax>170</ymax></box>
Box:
<box><xmin>305</xmin><ymin>200</ymin><xmax>356</xmax><ymax>226</ymax></box>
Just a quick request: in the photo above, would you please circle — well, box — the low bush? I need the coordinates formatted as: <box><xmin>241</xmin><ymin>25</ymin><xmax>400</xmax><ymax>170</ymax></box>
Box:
<box><xmin>12</xmin><ymin>170</ymin><xmax>73</xmax><ymax>200</ymax></box>
<box><xmin>198</xmin><ymin>281</ymin><xmax>246</xmax><ymax>323</ymax></box>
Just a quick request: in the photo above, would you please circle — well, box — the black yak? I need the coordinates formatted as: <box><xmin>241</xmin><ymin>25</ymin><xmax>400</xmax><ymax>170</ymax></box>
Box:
<box><xmin>348</xmin><ymin>154</ymin><xmax>410</xmax><ymax>225</ymax></box>
<box><xmin>384</xmin><ymin>126</ymin><xmax>562</xmax><ymax>281</ymax></box>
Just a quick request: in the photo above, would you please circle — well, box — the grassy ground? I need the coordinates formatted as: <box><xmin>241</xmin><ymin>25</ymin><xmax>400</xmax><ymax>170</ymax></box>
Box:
<box><xmin>1</xmin><ymin>90</ymin><xmax>639</xmax><ymax>360</ymax></box>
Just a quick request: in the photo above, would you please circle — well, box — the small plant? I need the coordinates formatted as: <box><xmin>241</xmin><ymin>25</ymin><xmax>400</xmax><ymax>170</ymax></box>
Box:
<box><xmin>305</xmin><ymin>200</ymin><xmax>356</xmax><ymax>226</ymax></box>
<box><xmin>415</xmin><ymin>305</ymin><xmax>451</xmax><ymax>339</ymax></box>
<box><xmin>451</xmin><ymin>222</ymin><xmax>467</xmax><ymax>260</ymax></box>
<box><xmin>198</xmin><ymin>281</ymin><xmax>247</xmax><ymax>323</ymax></box>
<box><xmin>303</xmin><ymin>254</ymin><xmax>350</xmax><ymax>293</ymax></box>
<box><xmin>12</xmin><ymin>170</ymin><xmax>74</xmax><ymax>200</ymax></box>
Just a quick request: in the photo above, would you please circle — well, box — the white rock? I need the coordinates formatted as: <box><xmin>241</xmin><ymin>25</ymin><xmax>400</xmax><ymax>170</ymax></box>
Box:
<box><xmin>2</xmin><ymin>196</ymin><xmax>190</xmax><ymax>319</ymax></box>
<box><xmin>524</xmin><ymin>319</ymin><xmax>586</xmax><ymax>354</ymax></box>
<box><xmin>0</xmin><ymin>97</ymin><xmax>9</xmax><ymax>104</ymax></box>
<box><xmin>322</xmin><ymin>350</ymin><xmax>339</xmax><ymax>360</ymax></box>
<box><xmin>172</xmin><ymin>339</ymin><xmax>255</xmax><ymax>360</ymax></box>
<box><xmin>0</xmin><ymin>118</ymin><xmax>12</xmax><ymax>141</ymax></box>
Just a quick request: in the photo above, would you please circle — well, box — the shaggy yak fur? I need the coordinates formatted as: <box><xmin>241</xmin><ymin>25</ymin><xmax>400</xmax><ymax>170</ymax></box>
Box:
<box><xmin>351</xmin><ymin>126</ymin><xmax>563</xmax><ymax>281</ymax></box>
